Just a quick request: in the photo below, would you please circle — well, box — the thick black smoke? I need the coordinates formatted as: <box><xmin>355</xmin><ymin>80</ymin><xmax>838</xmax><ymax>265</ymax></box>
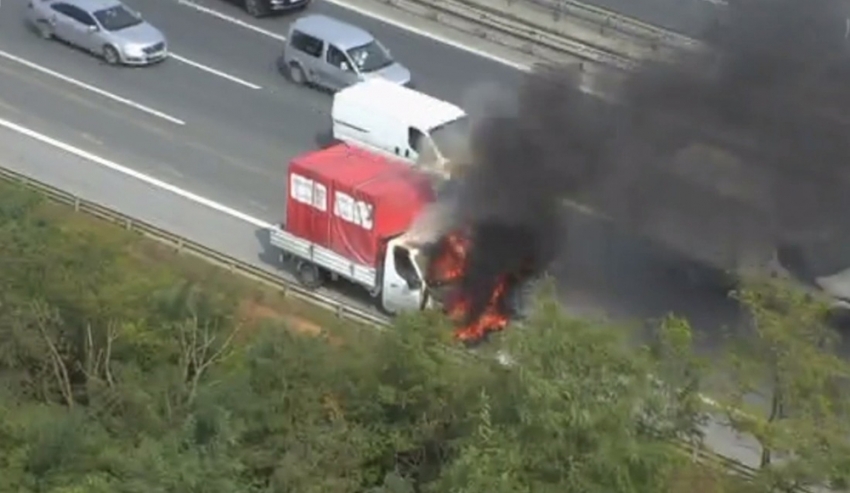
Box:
<box><xmin>448</xmin><ymin>0</ymin><xmax>850</xmax><ymax>318</ymax></box>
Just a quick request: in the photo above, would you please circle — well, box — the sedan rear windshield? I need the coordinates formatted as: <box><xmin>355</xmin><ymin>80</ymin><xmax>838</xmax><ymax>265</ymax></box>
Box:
<box><xmin>93</xmin><ymin>5</ymin><xmax>142</xmax><ymax>32</ymax></box>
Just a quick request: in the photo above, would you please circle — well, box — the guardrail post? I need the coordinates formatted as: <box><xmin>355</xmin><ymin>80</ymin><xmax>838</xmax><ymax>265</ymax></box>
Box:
<box><xmin>176</xmin><ymin>238</ymin><xmax>184</xmax><ymax>253</ymax></box>
<box><xmin>73</xmin><ymin>197</ymin><xmax>80</xmax><ymax>212</ymax></box>
<box><xmin>125</xmin><ymin>218</ymin><xmax>132</xmax><ymax>230</ymax></box>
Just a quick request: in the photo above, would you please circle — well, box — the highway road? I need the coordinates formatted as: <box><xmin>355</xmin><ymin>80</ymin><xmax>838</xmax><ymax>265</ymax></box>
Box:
<box><xmin>0</xmin><ymin>0</ymin><xmax>786</xmax><ymax>470</ymax></box>
<box><xmin>0</xmin><ymin>0</ymin><xmax>741</xmax><ymax>337</ymax></box>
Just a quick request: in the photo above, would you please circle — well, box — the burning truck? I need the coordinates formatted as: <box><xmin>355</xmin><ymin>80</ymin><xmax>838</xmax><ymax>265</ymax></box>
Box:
<box><xmin>267</xmin><ymin>143</ymin><xmax>534</xmax><ymax>342</ymax></box>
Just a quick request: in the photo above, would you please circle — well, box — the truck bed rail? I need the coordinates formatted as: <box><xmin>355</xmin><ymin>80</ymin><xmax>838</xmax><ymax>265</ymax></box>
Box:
<box><xmin>268</xmin><ymin>225</ymin><xmax>379</xmax><ymax>289</ymax></box>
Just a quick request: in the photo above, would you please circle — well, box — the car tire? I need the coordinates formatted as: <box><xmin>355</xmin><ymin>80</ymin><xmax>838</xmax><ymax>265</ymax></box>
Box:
<box><xmin>35</xmin><ymin>20</ymin><xmax>54</xmax><ymax>40</ymax></box>
<box><xmin>295</xmin><ymin>260</ymin><xmax>324</xmax><ymax>290</ymax></box>
<box><xmin>288</xmin><ymin>63</ymin><xmax>306</xmax><ymax>85</ymax></box>
<box><xmin>244</xmin><ymin>0</ymin><xmax>267</xmax><ymax>17</ymax></box>
<box><xmin>102</xmin><ymin>45</ymin><xmax>121</xmax><ymax>65</ymax></box>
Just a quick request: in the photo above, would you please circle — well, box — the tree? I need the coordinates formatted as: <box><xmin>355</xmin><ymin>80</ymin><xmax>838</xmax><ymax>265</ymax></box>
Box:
<box><xmin>336</xmin><ymin>310</ymin><xmax>490</xmax><ymax>489</ymax></box>
<box><xmin>646</xmin><ymin>314</ymin><xmax>710</xmax><ymax>450</ymax></box>
<box><xmin>721</xmin><ymin>279</ymin><xmax>850</xmax><ymax>491</ymax></box>
<box><xmin>431</xmin><ymin>280</ymin><xmax>701</xmax><ymax>493</ymax></box>
<box><xmin>0</xmin><ymin>181</ymin><xmax>776</xmax><ymax>492</ymax></box>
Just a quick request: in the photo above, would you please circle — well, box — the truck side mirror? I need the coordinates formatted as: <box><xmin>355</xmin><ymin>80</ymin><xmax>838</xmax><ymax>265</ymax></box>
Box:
<box><xmin>407</xmin><ymin>277</ymin><xmax>422</xmax><ymax>290</ymax></box>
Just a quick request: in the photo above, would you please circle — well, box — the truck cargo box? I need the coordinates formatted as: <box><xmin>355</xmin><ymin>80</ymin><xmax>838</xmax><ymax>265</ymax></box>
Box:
<box><xmin>285</xmin><ymin>143</ymin><xmax>435</xmax><ymax>268</ymax></box>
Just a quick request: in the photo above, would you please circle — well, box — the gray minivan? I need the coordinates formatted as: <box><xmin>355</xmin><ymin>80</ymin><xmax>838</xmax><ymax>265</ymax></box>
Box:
<box><xmin>278</xmin><ymin>14</ymin><xmax>412</xmax><ymax>91</ymax></box>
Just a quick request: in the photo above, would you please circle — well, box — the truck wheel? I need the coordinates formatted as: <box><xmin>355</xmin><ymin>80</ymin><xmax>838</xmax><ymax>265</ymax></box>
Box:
<box><xmin>376</xmin><ymin>298</ymin><xmax>395</xmax><ymax>316</ymax></box>
<box><xmin>295</xmin><ymin>260</ymin><xmax>323</xmax><ymax>290</ymax></box>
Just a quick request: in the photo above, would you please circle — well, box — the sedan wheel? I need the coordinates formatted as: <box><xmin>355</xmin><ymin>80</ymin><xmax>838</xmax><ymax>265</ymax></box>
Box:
<box><xmin>36</xmin><ymin>20</ymin><xmax>54</xmax><ymax>40</ymax></box>
<box><xmin>102</xmin><ymin>45</ymin><xmax>120</xmax><ymax>65</ymax></box>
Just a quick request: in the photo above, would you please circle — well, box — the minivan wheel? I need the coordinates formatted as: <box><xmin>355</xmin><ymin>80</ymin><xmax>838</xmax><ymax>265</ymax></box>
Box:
<box><xmin>35</xmin><ymin>20</ymin><xmax>54</xmax><ymax>40</ymax></box>
<box><xmin>244</xmin><ymin>0</ymin><xmax>266</xmax><ymax>17</ymax></box>
<box><xmin>288</xmin><ymin>63</ymin><xmax>306</xmax><ymax>85</ymax></box>
<box><xmin>102</xmin><ymin>45</ymin><xmax>120</xmax><ymax>65</ymax></box>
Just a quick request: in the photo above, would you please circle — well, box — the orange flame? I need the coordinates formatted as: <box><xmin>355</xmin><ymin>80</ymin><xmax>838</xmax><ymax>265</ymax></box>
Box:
<box><xmin>427</xmin><ymin>231</ymin><xmax>512</xmax><ymax>342</ymax></box>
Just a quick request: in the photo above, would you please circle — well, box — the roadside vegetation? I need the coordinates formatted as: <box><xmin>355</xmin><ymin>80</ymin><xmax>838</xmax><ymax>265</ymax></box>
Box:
<box><xmin>1</xmin><ymin>179</ymin><xmax>849</xmax><ymax>493</ymax></box>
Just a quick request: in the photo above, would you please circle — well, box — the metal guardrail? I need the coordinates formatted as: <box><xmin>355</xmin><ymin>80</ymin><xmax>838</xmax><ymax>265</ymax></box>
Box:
<box><xmin>519</xmin><ymin>0</ymin><xmax>703</xmax><ymax>51</ymax></box>
<box><xmin>380</xmin><ymin>0</ymin><xmax>709</xmax><ymax>72</ymax></box>
<box><xmin>0</xmin><ymin>167</ymin><xmax>390</xmax><ymax>328</ymax></box>
<box><xmin>0</xmin><ymin>165</ymin><xmax>762</xmax><ymax>482</ymax></box>
<box><xmin>382</xmin><ymin>0</ymin><xmax>637</xmax><ymax>70</ymax></box>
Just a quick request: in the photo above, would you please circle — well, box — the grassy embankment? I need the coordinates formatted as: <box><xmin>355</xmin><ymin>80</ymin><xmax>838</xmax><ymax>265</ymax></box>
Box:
<box><xmin>0</xmin><ymin>178</ymin><xmax>744</xmax><ymax>493</ymax></box>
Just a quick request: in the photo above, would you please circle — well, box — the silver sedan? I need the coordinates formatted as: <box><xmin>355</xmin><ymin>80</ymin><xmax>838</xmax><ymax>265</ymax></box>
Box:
<box><xmin>25</xmin><ymin>0</ymin><xmax>168</xmax><ymax>66</ymax></box>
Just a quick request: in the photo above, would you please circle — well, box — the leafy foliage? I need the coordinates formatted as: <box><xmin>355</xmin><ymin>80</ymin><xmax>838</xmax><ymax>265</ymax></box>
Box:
<box><xmin>5</xmin><ymin>181</ymin><xmax>843</xmax><ymax>492</ymax></box>
<box><xmin>720</xmin><ymin>279</ymin><xmax>850</xmax><ymax>491</ymax></box>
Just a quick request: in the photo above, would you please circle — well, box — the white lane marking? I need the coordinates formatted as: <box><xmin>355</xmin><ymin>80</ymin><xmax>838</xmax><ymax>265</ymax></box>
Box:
<box><xmin>0</xmin><ymin>49</ymin><xmax>186</xmax><ymax>125</ymax></box>
<box><xmin>0</xmin><ymin>118</ymin><xmax>758</xmax><ymax>426</ymax></box>
<box><xmin>0</xmin><ymin>116</ymin><xmax>272</xmax><ymax>228</ymax></box>
<box><xmin>322</xmin><ymin>0</ymin><xmax>530</xmax><ymax>71</ymax></box>
<box><xmin>174</xmin><ymin>0</ymin><xmax>530</xmax><ymax>72</ymax></box>
<box><xmin>177</xmin><ymin>0</ymin><xmax>287</xmax><ymax>42</ymax></box>
<box><xmin>171</xmin><ymin>53</ymin><xmax>263</xmax><ymax>89</ymax></box>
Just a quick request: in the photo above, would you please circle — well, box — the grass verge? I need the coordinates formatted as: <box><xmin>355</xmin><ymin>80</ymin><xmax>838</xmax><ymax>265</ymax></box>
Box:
<box><xmin>6</xmin><ymin>179</ymin><xmax>755</xmax><ymax>491</ymax></box>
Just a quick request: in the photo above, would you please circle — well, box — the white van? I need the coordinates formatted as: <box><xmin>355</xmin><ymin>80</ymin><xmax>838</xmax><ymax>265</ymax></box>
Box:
<box><xmin>331</xmin><ymin>79</ymin><xmax>469</xmax><ymax>178</ymax></box>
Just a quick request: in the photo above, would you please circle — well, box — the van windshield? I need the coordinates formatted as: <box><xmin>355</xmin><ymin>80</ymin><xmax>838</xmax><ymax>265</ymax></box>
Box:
<box><xmin>429</xmin><ymin>116</ymin><xmax>470</xmax><ymax>158</ymax></box>
<box><xmin>346</xmin><ymin>41</ymin><xmax>394</xmax><ymax>73</ymax></box>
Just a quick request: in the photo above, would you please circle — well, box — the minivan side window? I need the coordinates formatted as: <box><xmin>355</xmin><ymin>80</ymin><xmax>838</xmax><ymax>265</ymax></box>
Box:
<box><xmin>408</xmin><ymin>127</ymin><xmax>424</xmax><ymax>152</ymax></box>
<box><xmin>326</xmin><ymin>45</ymin><xmax>350</xmax><ymax>71</ymax></box>
<box><xmin>290</xmin><ymin>30</ymin><xmax>323</xmax><ymax>58</ymax></box>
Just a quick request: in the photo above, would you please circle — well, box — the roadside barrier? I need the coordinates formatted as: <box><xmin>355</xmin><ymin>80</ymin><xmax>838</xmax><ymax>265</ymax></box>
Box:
<box><xmin>378</xmin><ymin>0</ymin><xmax>637</xmax><ymax>69</ymax></box>
<box><xmin>0</xmin><ymin>164</ymin><xmax>763</xmax><ymax>482</ymax></box>
<box><xmin>0</xmin><ymin>167</ymin><xmax>390</xmax><ymax>328</ymax></box>
<box><xmin>371</xmin><ymin>0</ymin><xmax>708</xmax><ymax>69</ymax></box>
<box><xmin>507</xmin><ymin>0</ymin><xmax>702</xmax><ymax>50</ymax></box>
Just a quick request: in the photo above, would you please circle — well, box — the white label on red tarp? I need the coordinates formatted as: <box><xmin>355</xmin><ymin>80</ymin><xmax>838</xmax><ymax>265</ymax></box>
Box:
<box><xmin>290</xmin><ymin>174</ymin><xmax>327</xmax><ymax>211</ymax></box>
<box><xmin>334</xmin><ymin>191</ymin><xmax>374</xmax><ymax>230</ymax></box>
<box><xmin>291</xmin><ymin>173</ymin><xmax>373</xmax><ymax>230</ymax></box>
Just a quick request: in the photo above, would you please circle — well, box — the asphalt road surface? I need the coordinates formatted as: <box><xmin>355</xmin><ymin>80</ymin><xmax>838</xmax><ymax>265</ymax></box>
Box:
<box><xmin>0</xmin><ymin>0</ymin><xmax>779</xmax><ymax>468</ymax></box>
<box><xmin>0</xmin><ymin>0</ymin><xmax>741</xmax><ymax>338</ymax></box>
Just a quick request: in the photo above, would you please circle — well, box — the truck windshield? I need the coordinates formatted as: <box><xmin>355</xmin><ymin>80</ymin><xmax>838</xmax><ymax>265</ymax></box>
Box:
<box><xmin>429</xmin><ymin>116</ymin><xmax>470</xmax><ymax>159</ymax></box>
<box><xmin>394</xmin><ymin>246</ymin><xmax>425</xmax><ymax>290</ymax></box>
<box><xmin>346</xmin><ymin>41</ymin><xmax>394</xmax><ymax>73</ymax></box>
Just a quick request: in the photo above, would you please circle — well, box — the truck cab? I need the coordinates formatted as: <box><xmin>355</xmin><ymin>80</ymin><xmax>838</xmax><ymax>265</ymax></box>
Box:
<box><xmin>377</xmin><ymin>201</ymin><xmax>459</xmax><ymax>314</ymax></box>
<box><xmin>379</xmin><ymin>237</ymin><xmax>430</xmax><ymax>313</ymax></box>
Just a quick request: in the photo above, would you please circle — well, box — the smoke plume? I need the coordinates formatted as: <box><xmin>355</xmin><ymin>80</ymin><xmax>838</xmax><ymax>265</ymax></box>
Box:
<box><xmin>446</xmin><ymin>0</ymin><xmax>850</xmax><ymax>316</ymax></box>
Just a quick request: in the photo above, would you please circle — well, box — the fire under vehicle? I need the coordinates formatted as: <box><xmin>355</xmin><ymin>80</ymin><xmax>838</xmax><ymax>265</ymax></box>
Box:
<box><xmin>267</xmin><ymin>143</ymin><xmax>526</xmax><ymax>338</ymax></box>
